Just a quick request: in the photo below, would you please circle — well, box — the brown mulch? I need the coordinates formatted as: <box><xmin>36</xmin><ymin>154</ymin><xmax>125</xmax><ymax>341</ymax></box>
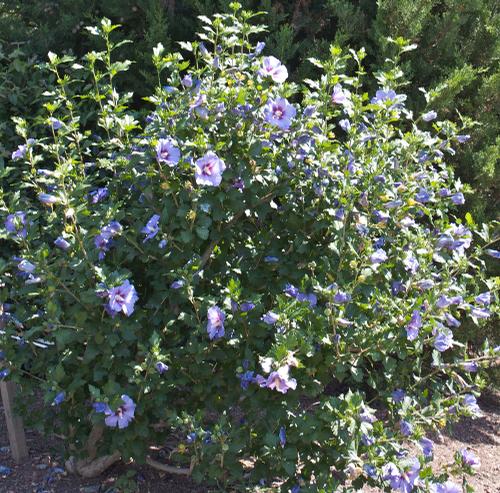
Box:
<box><xmin>0</xmin><ymin>391</ymin><xmax>498</xmax><ymax>492</ymax></box>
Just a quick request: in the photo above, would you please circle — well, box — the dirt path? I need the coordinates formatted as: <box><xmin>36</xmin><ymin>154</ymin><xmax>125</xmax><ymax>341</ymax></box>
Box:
<box><xmin>0</xmin><ymin>391</ymin><xmax>498</xmax><ymax>492</ymax></box>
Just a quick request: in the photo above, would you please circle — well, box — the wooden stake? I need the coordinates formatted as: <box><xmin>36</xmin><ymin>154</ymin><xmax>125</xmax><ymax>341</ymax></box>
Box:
<box><xmin>0</xmin><ymin>381</ymin><xmax>28</xmax><ymax>463</ymax></box>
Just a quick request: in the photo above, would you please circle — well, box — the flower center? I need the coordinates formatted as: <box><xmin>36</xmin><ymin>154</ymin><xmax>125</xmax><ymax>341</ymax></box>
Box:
<box><xmin>203</xmin><ymin>162</ymin><xmax>215</xmax><ymax>176</ymax></box>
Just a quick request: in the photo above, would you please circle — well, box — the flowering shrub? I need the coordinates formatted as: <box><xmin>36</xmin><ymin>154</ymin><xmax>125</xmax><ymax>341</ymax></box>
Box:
<box><xmin>1</xmin><ymin>4</ymin><xmax>499</xmax><ymax>491</ymax></box>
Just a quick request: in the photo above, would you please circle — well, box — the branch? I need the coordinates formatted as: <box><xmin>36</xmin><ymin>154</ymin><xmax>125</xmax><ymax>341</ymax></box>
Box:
<box><xmin>146</xmin><ymin>456</ymin><xmax>191</xmax><ymax>476</ymax></box>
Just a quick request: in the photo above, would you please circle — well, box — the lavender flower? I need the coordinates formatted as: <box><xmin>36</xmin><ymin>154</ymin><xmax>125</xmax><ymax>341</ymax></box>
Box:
<box><xmin>5</xmin><ymin>211</ymin><xmax>27</xmax><ymax>238</ymax></box>
<box><xmin>262</xmin><ymin>311</ymin><xmax>279</xmax><ymax>325</ymax></box>
<box><xmin>450</xmin><ymin>192</ymin><xmax>465</xmax><ymax>205</ymax></box>
<box><xmin>363</xmin><ymin>464</ymin><xmax>377</xmax><ymax>479</ymax></box>
<box><xmin>11</xmin><ymin>139</ymin><xmax>34</xmax><ymax>160</ymax></box>
<box><xmin>457</xmin><ymin>134</ymin><xmax>470</xmax><ymax>143</ymax></box>
<box><xmin>141</xmin><ymin>214</ymin><xmax>160</xmax><ymax>242</ymax></box>
<box><xmin>333</xmin><ymin>291</ymin><xmax>351</xmax><ymax>304</ymax></box>
<box><xmin>207</xmin><ymin>306</ymin><xmax>225</xmax><ymax>340</ymax></box>
<box><xmin>460</xmin><ymin>448</ymin><xmax>480</xmax><ymax>469</ymax></box>
<box><xmin>339</xmin><ymin>119</ymin><xmax>351</xmax><ymax>131</ymax></box>
<box><xmin>254</xmin><ymin>41</ymin><xmax>265</xmax><ymax>55</ymax></box>
<box><xmin>264</xmin><ymin>256</ymin><xmax>279</xmax><ymax>263</ymax></box>
<box><xmin>331</xmin><ymin>84</ymin><xmax>350</xmax><ymax>105</ymax></box>
<box><xmin>95</xmin><ymin>221</ymin><xmax>122</xmax><ymax>260</ymax></box>
<box><xmin>419</xmin><ymin>438</ymin><xmax>434</xmax><ymax>458</ymax></box>
<box><xmin>155</xmin><ymin>362</ymin><xmax>169</xmax><ymax>375</ymax></box>
<box><xmin>434</xmin><ymin>328</ymin><xmax>454</xmax><ymax>352</ymax></box>
<box><xmin>279</xmin><ymin>426</ymin><xmax>286</xmax><ymax>447</ymax></box>
<box><xmin>371</xmin><ymin>89</ymin><xmax>407</xmax><ymax>107</ymax></box>
<box><xmin>38</xmin><ymin>193</ymin><xmax>59</xmax><ymax>205</ymax></box>
<box><xmin>18</xmin><ymin>259</ymin><xmax>36</xmax><ymax>273</ymax></box>
<box><xmin>422</xmin><ymin>110</ymin><xmax>437</xmax><ymax>122</ymax></box>
<box><xmin>403</xmin><ymin>252</ymin><xmax>419</xmax><ymax>274</ymax></box>
<box><xmin>239</xmin><ymin>302</ymin><xmax>255</xmax><ymax>312</ymax></box>
<box><xmin>462</xmin><ymin>361</ymin><xmax>479</xmax><ymax>372</ymax></box>
<box><xmin>406</xmin><ymin>310</ymin><xmax>422</xmax><ymax>341</ymax></box>
<box><xmin>258</xmin><ymin>56</ymin><xmax>288</xmax><ymax>83</ymax></box>
<box><xmin>415</xmin><ymin>188</ymin><xmax>432</xmax><ymax>203</ymax></box>
<box><xmin>361</xmin><ymin>434</ymin><xmax>375</xmax><ymax>446</ymax></box>
<box><xmin>370</xmin><ymin>248</ymin><xmax>388</xmax><ymax>264</ymax></box>
<box><xmin>485</xmin><ymin>249</ymin><xmax>500</xmax><ymax>259</ymax></box>
<box><xmin>52</xmin><ymin>391</ymin><xmax>65</xmax><ymax>406</ymax></box>
<box><xmin>264</xmin><ymin>97</ymin><xmax>296</xmax><ymax>130</ymax></box>
<box><xmin>54</xmin><ymin>237</ymin><xmax>71</xmax><ymax>251</ymax></box>
<box><xmin>194</xmin><ymin>152</ymin><xmax>226</xmax><ymax>187</ymax></box>
<box><xmin>475</xmin><ymin>292</ymin><xmax>491</xmax><ymax>306</ymax></box>
<box><xmin>181</xmin><ymin>74</ymin><xmax>193</xmax><ymax>87</ymax></box>
<box><xmin>171</xmin><ymin>280</ymin><xmax>184</xmax><ymax>289</ymax></box>
<box><xmin>155</xmin><ymin>138</ymin><xmax>180</xmax><ymax>167</ymax></box>
<box><xmin>237</xmin><ymin>370</ymin><xmax>255</xmax><ymax>390</ymax></box>
<box><xmin>107</xmin><ymin>280</ymin><xmax>139</xmax><ymax>317</ymax></box>
<box><xmin>392</xmin><ymin>388</ymin><xmax>406</xmax><ymax>403</ymax></box>
<box><xmin>382</xmin><ymin>458</ymin><xmax>420</xmax><ymax>493</ymax></box>
<box><xmin>400</xmin><ymin>420</ymin><xmax>413</xmax><ymax>437</ymax></box>
<box><xmin>89</xmin><ymin>187</ymin><xmax>109</xmax><ymax>204</ymax></box>
<box><xmin>471</xmin><ymin>307</ymin><xmax>491</xmax><ymax>319</ymax></box>
<box><xmin>359</xmin><ymin>407</ymin><xmax>377</xmax><ymax>423</ymax></box>
<box><xmin>432</xmin><ymin>481</ymin><xmax>461</xmax><ymax>493</ymax></box>
<box><xmin>463</xmin><ymin>394</ymin><xmax>481</xmax><ymax>416</ymax></box>
<box><xmin>48</xmin><ymin>117</ymin><xmax>63</xmax><ymax>130</ymax></box>
<box><xmin>266</xmin><ymin>366</ymin><xmax>297</xmax><ymax>393</ymax></box>
<box><xmin>104</xmin><ymin>395</ymin><xmax>136</xmax><ymax>429</ymax></box>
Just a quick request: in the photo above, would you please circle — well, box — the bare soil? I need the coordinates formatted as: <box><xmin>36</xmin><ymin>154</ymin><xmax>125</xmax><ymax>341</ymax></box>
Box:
<box><xmin>0</xmin><ymin>391</ymin><xmax>498</xmax><ymax>493</ymax></box>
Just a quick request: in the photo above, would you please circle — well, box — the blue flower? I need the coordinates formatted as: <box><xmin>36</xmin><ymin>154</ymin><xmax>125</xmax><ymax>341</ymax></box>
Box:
<box><xmin>370</xmin><ymin>248</ymin><xmax>388</xmax><ymax>264</ymax></box>
<box><xmin>106</xmin><ymin>280</ymin><xmax>139</xmax><ymax>317</ymax></box>
<box><xmin>400</xmin><ymin>420</ymin><xmax>413</xmax><ymax>437</ymax></box>
<box><xmin>52</xmin><ymin>391</ymin><xmax>66</xmax><ymax>406</ymax></box>
<box><xmin>279</xmin><ymin>426</ymin><xmax>286</xmax><ymax>447</ymax></box>
<box><xmin>155</xmin><ymin>362</ymin><xmax>169</xmax><ymax>375</ymax></box>
<box><xmin>406</xmin><ymin>311</ymin><xmax>422</xmax><ymax>341</ymax></box>
<box><xmin>141</xmin><ymin>214</ymin><xmax>161</xmax><ymax>242</ymax></box>
<box><xmin>48</xmin><ymin>117</ymin><xmax>63</xmax><ymax>130</ymax></box>
<box><xmin>485</xmin><ymin>249</ymin><xmax>500</xmax><ymax>259</ymax></box>
<box><xmin>258</xmin><ymin>56</ymin><xmax>288</xmax><ymax>83</ymax></box>
<box><xmin>5</xmin><ymin>211</ymin><xmax>27</xmax><ymax>238</ymax></box>
<box><xmin>434</xmin><ymin>328</ymin><xmax>454</xmax><ymax>352</ymax></box>
<box><xmin>450</xmin><ymin>192</ymin><xmax>464</xmax><ymax>205</ymax></box>
<box><xmin>54</xmin><ymin>237</ymin><xmax>71</xmax><ymax>251</ymax></box>
<box><xmin>460</xmin><ymin>448</ymin><xmax>480</xmax><ymax>469</ymax></box>
<box><xmin>333</xmin><ymin>291</ymin><xmax>351</xmax><ymax>304</ymax></box>
<box><xmin>207</xmin><ymin>306</ymin><xmax>225</xmax><ymax>340</ymax></box>
<box><xmin>475</xmin><ymin>292</ymin><xmax>491</xmax><ymax>306</ymax></box>
<box><xmin>170</xmin><ymin>280</ymin><xmax>184</xmax><ymax>289</ymax></box>
<box><xmin>240</xmin><ymin>302</ymin><xmax>255</xmax><ymax>312</ymax></box>
<box><xmin>419</xmin><ymin>437</ymin><xmax>434</xmax><ymax>458</ymax></box>
<box><xmin>89</xmin><ymin>187</ymin><xmax>109</xmax><ymax>204</ymax></box>
<box><xmin>392</xmin><ymin>388</ymin><xmax>406</xmax><ymax>403</ymax></box>
<box><xmin>93</xmin><ymin>402</ymin><xmax>108</xmax><ymax>413</ymax></box>
<box><xmin>264</xmin><ymin>256</ymin><xmax>279</xmax><ymax>263</ymax></box>
<box><xmin>262</xmin><ymin>311</ymin><xmax>279</xmax><ymax>325</ymax></box>
<box><xmin>422</xmin><ymin>110</ymin><xmax>437</xmax><ymax>122</ymax></box>
<box><xmin>237</xmin><ymin>370</ymin><xmax>255</xmax><ymax>390</ymax></box>
<box><xmin>264</xmin><ymin>97</ymin><xmax>296</xmax><ymax>130</ymax></box>
<box><xmin>38</xmin><ymin>193</ymin><xmax>59</xmax><ymax>205</ymax></box>
<box><xmin>361</xmin><ymin>434</ymin><xmax>375</xmax><ymax>446</ymax></box>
